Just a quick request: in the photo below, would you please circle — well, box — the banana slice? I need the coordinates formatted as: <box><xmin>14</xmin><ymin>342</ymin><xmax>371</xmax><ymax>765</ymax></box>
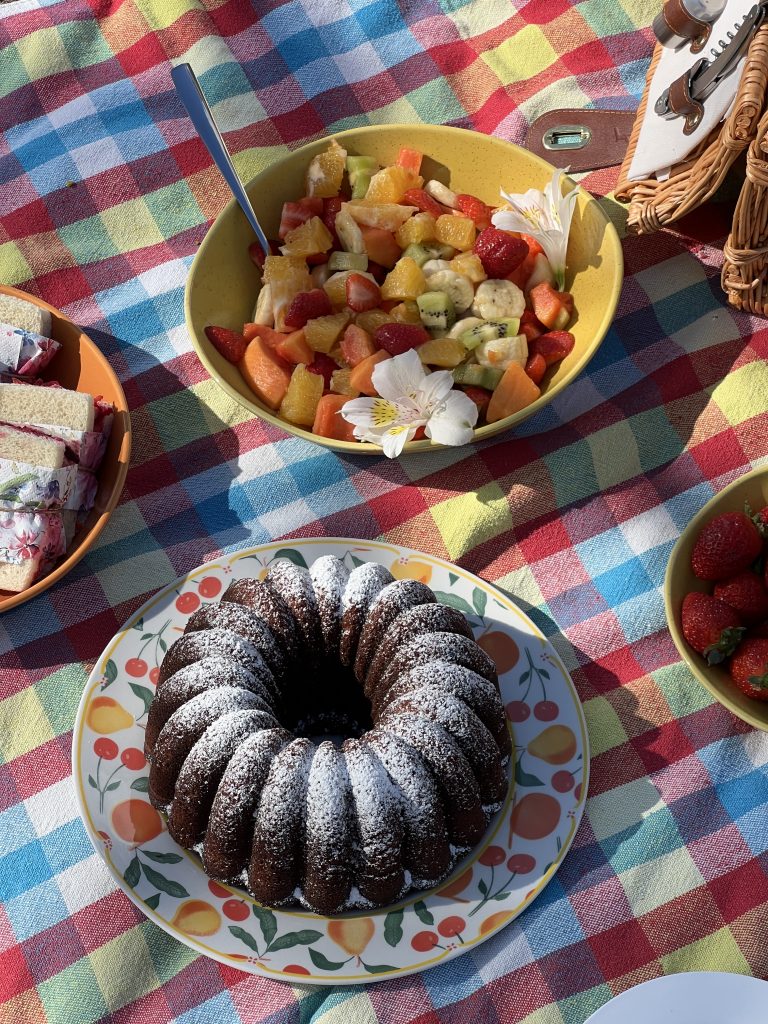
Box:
<box><xmin>475</xmin><ymin>334</ymin><xmax>528</xmax><ymax>371</ymax></box>
<box><xmin>425</xmin><ymin>270</ymin><xmax>474</xmax><ymax>313</ymax></box>
<box><xmin>422</xmin><ymin>259</ymin><xmax>453</xmax><ymax>278</ymax></box>
<box><xmin>472</xmin><ymin>279</ymin><xmax>525</xmax><ymax>320</ymax></box>
<box><xmin>425</xmin><ymin>180</ymin><xmax>459</xmax><ymax>209</ymax></box>
<box><xmin>252</xmin><ymin>284</ymin><xmax>274</xmax><ymax>325</ymax></box>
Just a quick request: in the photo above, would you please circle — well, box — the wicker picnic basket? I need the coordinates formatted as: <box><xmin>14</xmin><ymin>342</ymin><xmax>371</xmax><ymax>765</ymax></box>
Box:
<box><xmin>616</xmin><ymin>23</ymin><xmax>768</xmax><ymax>314</ymax></box>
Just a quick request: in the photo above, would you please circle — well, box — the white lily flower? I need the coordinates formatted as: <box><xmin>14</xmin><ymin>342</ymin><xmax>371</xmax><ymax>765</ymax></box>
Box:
<box><xmin>340</xmin><ymin>349</ymin><xmax>478</xmax><ymax>458</ymax></box>
<box><xmin>491</xmin><ymin>168</ymin><xmax>579</xmax><ymax>290</ymax></box>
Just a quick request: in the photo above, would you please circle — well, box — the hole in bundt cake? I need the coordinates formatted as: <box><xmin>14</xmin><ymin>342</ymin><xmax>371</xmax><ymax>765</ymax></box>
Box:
<box><xmin>286</xmin><ymin>663</ymin><xmax>373</xmax><ymax>744</ymax></box>
<box><xmin>144</xmin><ymin>556</ymin><xmax>510</xmax><ymax>916</ymax></box>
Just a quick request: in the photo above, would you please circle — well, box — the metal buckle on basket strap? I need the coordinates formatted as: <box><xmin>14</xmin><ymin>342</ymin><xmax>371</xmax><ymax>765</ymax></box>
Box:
<box><xmin>655</xmin><ymin>2</ymin><xmax>768</xmax><ymax>134</ymax></box>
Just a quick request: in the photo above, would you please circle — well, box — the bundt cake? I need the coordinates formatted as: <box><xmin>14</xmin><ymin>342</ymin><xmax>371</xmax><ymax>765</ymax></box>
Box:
<box><xmin>145</xmin><ymin>557</ymin><xmax>510</xmax><ymax>915</ymax></box>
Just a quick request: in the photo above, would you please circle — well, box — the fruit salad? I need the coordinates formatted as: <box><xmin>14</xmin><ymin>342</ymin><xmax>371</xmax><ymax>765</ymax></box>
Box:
<box><xmin>681</xmin><ymin>504</ymin><xmax>768</xmax><ymax>700</ymax></box>
<box><xmin>204</xmin><ymin>139</ymin><xmax>578</xmax><ymax>447</ymax></box>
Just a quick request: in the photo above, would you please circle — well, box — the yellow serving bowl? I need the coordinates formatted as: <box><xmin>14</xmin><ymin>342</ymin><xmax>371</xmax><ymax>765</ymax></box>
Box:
<box><xmin>186</xmin><ymin>124</ymin><xmax>623</xmax><ymax>454</ymax></box>
<box><xmin>665</xmin><ymin>465</ymin><xmax>768</xmax><ymax>731</ymax></box>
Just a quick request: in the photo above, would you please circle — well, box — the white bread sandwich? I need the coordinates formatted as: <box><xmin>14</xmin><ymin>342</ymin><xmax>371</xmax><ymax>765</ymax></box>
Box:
<box><xmin>0</xmin><ymin>382</ymin><xmax>94</xmax><ymax>432</ymax></box>
<box><xmin>0</xmin><ymin>423</ymin><xmax>65</xmax><ymax>469</ymax></box>
<box><xmin>0</xmin><ymin>425</ymin><xmax>67</xmax><ymax>593</ymax></box>
<box><xmin>0</xmin><ymin>293</ymin><xmax>51</xmax><ymax>338</ymax></box>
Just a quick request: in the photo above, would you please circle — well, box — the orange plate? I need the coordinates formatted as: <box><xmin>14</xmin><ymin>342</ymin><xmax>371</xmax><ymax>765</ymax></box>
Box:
<box><xmin>0</xmin><ymin>285</ymin><xmax>131</xmax><ymax>612</ymax></box>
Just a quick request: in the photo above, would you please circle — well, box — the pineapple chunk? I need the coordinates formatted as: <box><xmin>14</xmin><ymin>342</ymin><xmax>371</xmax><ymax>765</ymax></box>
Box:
<box><xmin>396</xmin><ymin>212</ymin><xmax>437</xmax><ymax>248</ymax></box>
<box><xmin>450</xmin><ymin>252</ymin><xmax>486</xmax><ymax>283</ymax></box>
<box><xmin>435</xmin><ymin>214</ymin><xmax>476</xmax><ymax>252</ymax></box>
<box><xmin>305</xmin><ymin>139</ymin><xmax>347</xmax><ymax>198</ymax></box>
<box><xmin>263</xmin><ymin>255</ymin><xmax>313</xmax><ymax>332</ymax></box>
<box><xmin>355</xmin><ymin>308</ymin><xmax>393</xmax><ymax>334</ymax></box>
<box><xmin>343</xmin><ymin>201</ymin><xmax>417</xmax><ymax>231</ymax></box>
<box><xmin>365</xmin><ymin>165</ymin><xmax>423</xmax><ymax>204</ymax></box>
<box><xmin>280</xmin><ymin>216</ymin><xmax>333</xmax><ymax>257</ymax></box>
<box><xmin>279</xmin><ymin>364</ymin><xmax>324</xmax><ymax>426</ymax></box>
<box><xmin>304</xmin><ymin>310</ymin><xmax>352</xmax><ymax>353</ymax></box>
<box><xmin>381</xmin><ymin>257</ymin><xmax>426</xmax><ymax>301</ymax></box>
<box><xmin>417</xmin><ymin>338</ymin><xmax>467</xmax><ymax>368</ymax></box>
<box><xmin>389</xmin><ymin>300</ymin><xmax>422</xmax><ymax>324</ymax></box>
<box><xmin>330</xmin><ymin>367</ymin><xmax>360</xmax><ymax>396</ymax></box>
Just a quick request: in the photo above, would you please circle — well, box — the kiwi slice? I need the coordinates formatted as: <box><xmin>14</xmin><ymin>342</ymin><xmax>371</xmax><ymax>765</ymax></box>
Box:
<box><xmin>328</xmin><ymin>251</ymin><xmax>369</xmax><ymax>272</ymax></box>
<box><xmin>401</xmin><ymin>243</ymin><xmax>431</xmax><ymax>267</ymax></box>
<box><xmin>459</xmin><ymin>318</ymin><xmax>521</xmax><ymax>351</ymax></box>
<box><xmin>417</xmin><ymin>291</ymin><xmax>456</xmax><ymax>331</ymax></box>
<box><xmin>452</xmin><ymin>363</ymin><xmax>504</xmax><ymax>390</ymax></box>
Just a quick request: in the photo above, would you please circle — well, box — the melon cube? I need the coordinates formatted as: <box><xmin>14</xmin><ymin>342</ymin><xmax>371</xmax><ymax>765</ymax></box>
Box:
<box><xmin>238</xmin><ymin>337</ymin><xmax>293</xmax><ymax>410</ymax></box>
<box><xmin>435</xmin><ymin>214</ymin><xmax>476</xmax><ymax>252</ymax></box>
<box><xmin>279</xmin><ymin>363</ymin><xmax>324</xmax><ymax>426</ymax></box>
<box><xmin>304</xmin><ymin>310</ymin><xmax>352</xmax><ymax>353</ymax></box>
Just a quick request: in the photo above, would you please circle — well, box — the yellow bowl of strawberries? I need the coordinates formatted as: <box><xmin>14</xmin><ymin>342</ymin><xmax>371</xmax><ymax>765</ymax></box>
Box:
<box><xmin>665</xmin><ymin>465</ymin><xmax>768</xmax><ymax>731</ymax></box>
<box><xmin>185</xmin><ymin>124</ymin><xmax>623</xmax><ymax>454</ymax></box>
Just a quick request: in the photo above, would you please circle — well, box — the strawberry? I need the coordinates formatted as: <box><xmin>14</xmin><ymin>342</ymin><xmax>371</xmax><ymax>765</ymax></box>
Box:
<box><xmin>519</xmin><ymin>308</ymin><xmax>545</xmax><ymax>342</ymax></box>
<box><xmin>321</xmin><ymin>196</ymin><xmax>343</xmax><ymax>241</ymax></box>
<box><xmin>278</xmin><ymin>197</ymin><xmax>323</xmax><ymax>240</ymax></box>
<box><xmin>524</xmin><ymin>352</ymin><xmax>547</xmax><ymax>385</ymax></box>
<box><xmin>204</xmin><ymin>325</ymin><xmax>248</xmax><ymax>364</ymax></box>
<box><xmin>473</xmin><ymin>227</ymin><xmax>528</xmax><ymax>278</ymax></box>
<box><xmin>283</xmin><ymin>289</ymin><xmax>332</xmax><ymax>330</ymax></box>
<box><xmin>714</xmin><ymin>571</ymin><xmax>768</xmax><ymax>624</ymax></box>
<box><xmin>455</xmin><ymin>194</ymin><xmax>491</xmax><ymax>230</ymax></box>
<box><xmin>681</xmin><ymin>592</ymin><xmax>745</xmax><ymax>664</ymax></box>
<box><xmin>403</xmin><ymin>187</ymin><xmax>443</xmax><ymax>219</ymax></box>
<box><xmin>366</xmin><ymin>260</ymin><xmax>387</xmax><ymax>284</ymax></box>
<box><xmin>461</xmin><ymin>385</ymin><xmax>492</xmax><ymax>417</ymax></box>
<box><xmin>307</xmin><ymin>352</ymin><xmax>339</xmax><ymax>389</ymax></box>
<box><xmin>729</xmin><ymin>638</ymin><xmax>768</xmax><ymax>700</ymax></box>
<box><xmin>529</xmin><ymin>331</ymin><xmax>575</xmax><ymax>367</ymax></box>
<box><xmin>248</xmin><ymin>239</ymin><xmax>281</xmax><ymax>268</ymax></box>
<box><xmin>374</xmin><ymin>322</ymin><xmax>430</xmax><ymax>356</ymax></box>
<box><xmin>691</xmin><ymin>511</ymin><xmax>763</xmax><ymax>581</ymax></box>
<box><xmin>346</xmin><ymin>273</ymin><xmax>381</xmax><ymax>313</ymax></box>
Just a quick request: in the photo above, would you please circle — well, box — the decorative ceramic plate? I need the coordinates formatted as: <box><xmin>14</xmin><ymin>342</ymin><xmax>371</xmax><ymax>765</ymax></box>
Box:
<box><xmin>73</xmin><ymin>539</ymin><xmax>589</xmax><ymax>984</ymax></box>
<box><xmin>584</xmin><ymin>972</ymin><xmax>768</xmax><ymax>1023</ymax></box>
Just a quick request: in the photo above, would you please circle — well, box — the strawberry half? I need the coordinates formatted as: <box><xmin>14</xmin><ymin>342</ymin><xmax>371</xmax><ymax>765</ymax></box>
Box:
<box><xmin>714</xmin><ymin>571</ymin><xmax>768</xmax><ymax>624</ymax></box>
<box><xmin>306</xmin><ymin>352</ymin><xmax>338</xmax><ymax>389</ymax></box>
<box><xmin>691</xmin><ymin>511</ymin><xmax>764</xmax><ymax>581</ymax></box>
<box><xmin>403</xmin><ymin>187</ymin><xmax>443</xmax><ymax>219</ymax></box>
<box><xmin>528</xmin><ymin>331</ymin><xmax>575</xmax><ymax>367</ymax></box>
<box><xmin>473</xmin><ymin>227</ymin><xmax>528</xmax><ymax>278</ymax></box>
<box><xmin>374</xmin><ymin>322</ymin><xmax>430</xmax><ymax>356</ymax></box>
<box><xmin>524</xmin><ymin>352</ymin><xmax>547</xmax><ymax>385</ymax></box>
<box><xmin>283</xmin><ymin>289</ymin><xmax>332</xmax><ymax>330</ymax></box>
<box><xmin>729</xmin><ymin>638</ymin><xmax>768</xmax><ymax>700</ymax></box>
<box><xmin>346</xmin><ymin>273</ymin><xmax>381</xmax><ymax>313</ymax></box>
<box><xmin>455</xmin><ymin>193</ymin><xmax>491</xmax><ymax>230</ymax></box>
<box><xmin>681</xmin><ymin>591</ymin><xmax>745</xmax><ymax>665</ymax></box>
<box><xmin>204</xmin><ymin>325</ymin><xmax>248</xmax><ymax>364</ymax></box>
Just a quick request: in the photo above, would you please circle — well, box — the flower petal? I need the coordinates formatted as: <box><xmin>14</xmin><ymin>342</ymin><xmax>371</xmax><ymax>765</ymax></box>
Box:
<box><xmin>339</xmin><ymin>397</ymin><xmax>379</xmax><ymax>428</ymax></box>
<box><xmin>425</xmin><ymin>389</ymin><xmax>478</xmax><ymax>447</ymax></box>
<box><xmin>415</xmin><ymin>367</ymin><xmax>454</xmax><ymax>411</ymax></box>
<box><xmin>371</xmin><ymin>348</ymin><xmax>425</xmax><ymax>402</ymax></box>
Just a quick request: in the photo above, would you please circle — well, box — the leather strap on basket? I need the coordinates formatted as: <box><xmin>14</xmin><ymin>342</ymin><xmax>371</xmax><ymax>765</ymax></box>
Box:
<box><xmin>661</xmin><ymin>0</ymin><xmax>711</xmax><ymax>53</ymax></box>
<box><xmin>667</xmin><ymin>71</ymin><xmax>705</xmax><ymax>134</ymax></box>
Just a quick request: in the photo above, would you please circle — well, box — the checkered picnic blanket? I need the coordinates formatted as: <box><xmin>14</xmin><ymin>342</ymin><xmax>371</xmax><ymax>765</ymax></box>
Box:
<box><xmin>1</xmin><ymin>0</ymin><xmax>767</xmax><ymax>1021</ymax></box>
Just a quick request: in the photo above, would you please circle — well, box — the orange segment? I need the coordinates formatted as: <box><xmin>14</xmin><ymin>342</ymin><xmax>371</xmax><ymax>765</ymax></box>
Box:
<box><xmin>364</xmin><ymin>165</ymin><xmax>423</xmax><ymax>204</ymax></box>
<box><xmin>435</xmin><ymin>214</ymin><xmax>476</xmax><ymax>251</ymax></box>
<box><xmin>279</xmin><ymin>364</ymin><xmax>324</xmax><ymax>426</ymax></box>
<box><xmin>380</xmin><ymin>257</ymin><xmax>426</xmax><ymax>301</ymax></box>
<box><xmin>304</xmin><ymin>310</ymin><xmax>352</xmax><ymax>353</ymax></box>
<box><xmin>305</xmin><ymin>139</ymin><xmax>347</xmax><ymax>198</ymax></box>
<box><xmin>280</xmin><ymin>216</ymin><xmax>334</xmax><ymax>257</ymax></box>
